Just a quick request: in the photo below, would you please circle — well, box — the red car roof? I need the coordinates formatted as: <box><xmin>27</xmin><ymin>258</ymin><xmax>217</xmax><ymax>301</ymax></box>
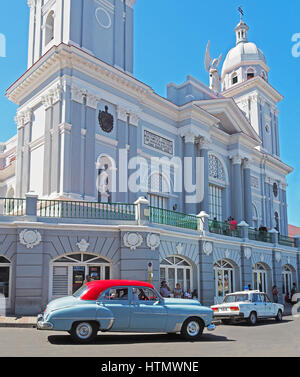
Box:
<box><xmin>80</xmin><ymin>280</ymin><xmax>155</xmax><ymax>301</ymax></box>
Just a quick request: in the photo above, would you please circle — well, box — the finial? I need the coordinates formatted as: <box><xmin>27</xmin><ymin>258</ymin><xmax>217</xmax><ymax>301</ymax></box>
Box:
<box><xmin>238</xmin><ymin>6</ymin><xmax>244</xmax><ymax>21</ymax></box>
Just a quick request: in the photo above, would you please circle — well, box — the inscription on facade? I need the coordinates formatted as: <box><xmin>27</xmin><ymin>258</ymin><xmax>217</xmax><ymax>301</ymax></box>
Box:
<box><xmin>144</xmin><ymin>130</ymin><xmax>173</xmax><ymax>155</ymax></box>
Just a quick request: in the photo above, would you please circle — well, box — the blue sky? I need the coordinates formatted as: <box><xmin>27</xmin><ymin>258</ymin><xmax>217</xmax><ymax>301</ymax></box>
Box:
<box><xmin>0</xmin><ymin>0</ymin><xmax>299</xmax><ymax>225</ymax></box>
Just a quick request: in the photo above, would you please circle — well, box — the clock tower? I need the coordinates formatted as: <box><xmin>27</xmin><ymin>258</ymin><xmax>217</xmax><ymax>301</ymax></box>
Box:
<box><xmin>27</xmin><ymin>0</ymin><xmax>136</xmax><ymax>74</ymax></box>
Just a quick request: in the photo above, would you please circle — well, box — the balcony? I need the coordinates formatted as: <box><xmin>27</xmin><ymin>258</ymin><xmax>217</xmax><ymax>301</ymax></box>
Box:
<box><xmin>0</xmin><ymin>197</ymin><xmax>299</xmax><ymax>250</ymax></box>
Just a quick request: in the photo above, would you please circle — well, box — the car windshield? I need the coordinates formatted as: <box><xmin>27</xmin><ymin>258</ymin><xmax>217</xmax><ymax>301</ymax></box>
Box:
<box><xmin>223</xmin><ymin>294</ymin><xmax>249</xmax><ymax>303</ymax></box>
<box><xmin>73</xmin><ymin>285</ymin><xmax>88</xmax><ymax>298</ymax></box>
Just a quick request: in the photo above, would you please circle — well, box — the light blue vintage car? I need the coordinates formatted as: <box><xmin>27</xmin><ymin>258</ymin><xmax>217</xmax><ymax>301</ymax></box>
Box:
<box><xmin>37</xmin><ymin>280</ymin><xmax>215</xmax><ymax>343</ymax></box>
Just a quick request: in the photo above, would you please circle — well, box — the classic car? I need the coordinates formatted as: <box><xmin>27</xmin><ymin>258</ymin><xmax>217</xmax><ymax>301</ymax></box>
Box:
<box><xmin>37</xmin><ymin>280</ymin><xmax>215</xmax><ymax>343</ymax></box>
<box><xmin>211</xmin><ymin>290</ymin><xmax>284</xmax><ymax>325</ymax></box>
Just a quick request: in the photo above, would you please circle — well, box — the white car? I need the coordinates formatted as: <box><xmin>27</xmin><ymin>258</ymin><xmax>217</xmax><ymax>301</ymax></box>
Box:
<box><xmin>211</xmin><ymin>291</ymin><xmax>284</xmax><ymax>326</ymax></box>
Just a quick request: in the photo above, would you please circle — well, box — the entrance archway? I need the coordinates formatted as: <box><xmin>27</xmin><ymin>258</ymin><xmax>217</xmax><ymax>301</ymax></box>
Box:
<box><xmin>214</xmin><ymin>259</ymin><xmax>236</xmax><ymax>303</ymax></box>
<box><xmin>0</xmin><ymin>256</ymin><xmax>11</xmax><ymax>313</ymax></box>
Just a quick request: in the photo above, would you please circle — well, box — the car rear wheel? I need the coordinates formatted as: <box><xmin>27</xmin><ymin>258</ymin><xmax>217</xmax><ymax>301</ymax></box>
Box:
<box><xmin>181</xmin><ymin>318</ymin><xmax>204</xmax><ymax>341</ymax></box>
<box><xmin>70</xmin><ymin>322</ymin><xmax>98</xmax><ymax>344</ymax></box>
<box><xmin>276</xmin><ymin>310</ymin><xmax>283</xmax><ymax>322</ymax></box>
<box><xmin>248</xmin><ymin>312</ymin><xmax>257</xmax><ymax>326</ymax></box>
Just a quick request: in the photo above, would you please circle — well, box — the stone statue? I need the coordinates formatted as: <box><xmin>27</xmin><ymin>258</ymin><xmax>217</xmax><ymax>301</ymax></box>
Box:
<box><xmin>204</xmin><ymin>41</ymin><xmax>223</xmax><ymax>93</ymax></box>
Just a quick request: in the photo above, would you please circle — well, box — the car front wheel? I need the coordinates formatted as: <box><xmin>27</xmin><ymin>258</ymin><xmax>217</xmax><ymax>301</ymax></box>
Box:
<box><xmin>276</xmin><ymin>310</ymin><xmax>283</xmax><ymax>322</ymax></box>
<box><xmin>248</xmin><ymin>312</ymin><xmax>257</xmax><ymax>326</ymax></box>
<box><xmin>181</xmin><ymin>318</ymin><xmax>204</xmax><ymax>341</ymax></box>
<box><xmin>70</xmin><ymin>322</ymin><xmax>98</xmax><ymax>344</ymax></box>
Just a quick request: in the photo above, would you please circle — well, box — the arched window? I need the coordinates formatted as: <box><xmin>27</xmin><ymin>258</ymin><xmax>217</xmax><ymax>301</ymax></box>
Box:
<box><xmin>6</xmin><ymin>187</ymin><xmax>14</xmax><ymax>199</ymax></box>
<box><xmin>247</xmin><ymin>68</ymin><xmax>255</xmax><ymax>80</ymax></box>
<box><xmin>253</xmin><ymin>263</ymin><xmax>267</xmax><ymax>292</ymax></box>
<box><xmin>208</xmin><ymin>155</ymin><xmax>226</xmax><ymax>221</ymax></box>
<box><xmin>232</xmin><ymin>72</ymin><xmax>238</xmax><ymax>85</ymax></box>
<box><xmin>96</xmin><ymin>155</ymin><xmax>116</xmax><ymax>203</ymax></box>
<box><xmin>282</xmin><ymin>265</ymin><xmax>293</xmax><ymax>296</ymax></box>
<box><xmin>50</xmin><ymin>253</ymin><xmax>112</xmax><ymax>299</ymax></box>
<box><xmin>148</xmin><ymin>173</ymin><xmax>170</xmax><ymax>209</ymax></box>
<box><xmin>0</xmin><ymin>256</ymin><xmax>11</xmax><ymax>313</ymax></box>
<box><xmin>45</xmin><ymin>11</ymin><xmax>54</xmax><ymax>46</ymax></box>
<box><xmin>160</xmin><ymin>256</ymin><xmax>192</xmax><ymax>294</ymax></box>
<box><xmin>214</xmin><ymin>260</ymin><xmax>235</xmax><ymax>301</ymax></box>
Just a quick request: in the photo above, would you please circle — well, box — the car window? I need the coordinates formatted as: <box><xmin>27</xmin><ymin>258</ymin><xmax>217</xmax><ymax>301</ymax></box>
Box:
<box><xmin>102</xmin><ymin>288</ymin><xmax>129</xmax><ymax>301</ymax></box>
<box><xmin>252</xmin><ymin>293</ymin><xmax>262</xmax><ymax>303</ymax></box>
<box><xmin>223</xmin><ymin>294</ymin><xmax>249</xmax><ymax>303</ymax></box>
<box><xmin>73</xmin><ymin>285</ymin><xmax>88</xmax><ymax>298</ymax></box>
<box><xmin>132</xmin><ymin>288</ymin><xmax>159</xmax><ymax>302</ymax></box>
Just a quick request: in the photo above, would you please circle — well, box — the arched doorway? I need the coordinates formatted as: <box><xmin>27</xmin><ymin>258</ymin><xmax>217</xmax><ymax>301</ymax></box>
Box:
<box><xmin>253</xmin><ymin>263</ymin><xmax>267</xmax><ymax>292</ymax></box>
<box><xmin>0</xmin><ymin>256</ymin><xmax>11</xmax><ymax>313</ymax></box>
<box><xmin>282</xmin><ymin>265</ymin><xmax>293</xmax><ymax>298</ymax></box>
<box><xmin>214</xmin><ymin>259</ymin><xmax>235</xmax><ymax>303</ymax></box>
<box><xmin>160</xmin><ymin>256</ymin><xmax>193</xmax><ymax>295</ymax></box>
<box><xmin>50</xmin><ymin>253</ymin><xmax>112</xmax><ymax>300</ymax></box>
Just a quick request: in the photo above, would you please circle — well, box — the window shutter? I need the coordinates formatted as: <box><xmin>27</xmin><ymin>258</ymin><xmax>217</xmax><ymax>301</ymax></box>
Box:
<box><xmin>52</xmin><ymin>266</ymin><xmax>68</xmax><ymax>297</ymax></box>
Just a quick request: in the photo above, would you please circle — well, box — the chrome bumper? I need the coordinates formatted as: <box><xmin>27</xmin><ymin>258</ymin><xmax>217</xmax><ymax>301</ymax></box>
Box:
<box><xmin>207</xmin><ymin>324</ymin><xmax>216</xmax><ymax>332</ymax></box>
<box><xmin>36</xmin><ymin>314</ymin><xmax>53</xmax><ymax>330</ymax></box>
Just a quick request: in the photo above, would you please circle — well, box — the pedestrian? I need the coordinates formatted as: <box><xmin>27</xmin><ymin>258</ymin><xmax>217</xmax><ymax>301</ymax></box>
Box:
<box><xmin>173</xmin><ymin>283</ymin><xmax>183</xmax><ymax>298</ymax></box>
<box><xmin>83</xmin><ymin>275</ymin><xmax>91</xmax><ymax>285</ymax></box>
<box><xmin>291</xmin><ymin>283</ymin><xmax>297</xmax><ymax>304</ymax></box>
<box><xmin>160</xmin><ymin>281</ymin><xmax>171</xmax><ymax>298</ymax></box>
<box><xmin>230</xmin><ymin>217</ymin><xmax>237</xmax><ymax>231</ymax></box>
<box><xmin>272</xmin><ymin>285</ymin><xmax>279</xmax><ymax>303</ymax></box>
<box><xmin>184</xmin><ymin>288</ymin><xmax>192</xmax><ymax>299</ymax></box>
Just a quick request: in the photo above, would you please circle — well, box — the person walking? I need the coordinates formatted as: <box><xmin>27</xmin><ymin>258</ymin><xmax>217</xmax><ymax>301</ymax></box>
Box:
<box><xmin>272</xmin><ymin>285</ymin><xmax>279</xmax><ymax>303</ymax></box>
<box><xmin>291</xmin><ymin>283</ymin><xmax>297</xmax><ymax>304</ymax></box>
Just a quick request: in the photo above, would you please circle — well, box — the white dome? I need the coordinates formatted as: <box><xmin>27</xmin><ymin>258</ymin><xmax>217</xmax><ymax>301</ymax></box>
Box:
<box><xmin>222</xmin><ymin>42</ymin><xmax>266</xmax><ymax>77</ymax></box>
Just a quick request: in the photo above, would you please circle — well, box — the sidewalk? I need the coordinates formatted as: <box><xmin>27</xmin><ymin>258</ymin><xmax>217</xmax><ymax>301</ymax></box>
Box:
<box><xmin>0</xmin><ymin>316</ymin><xmax>36</xmax><ymax>328</ymax></box>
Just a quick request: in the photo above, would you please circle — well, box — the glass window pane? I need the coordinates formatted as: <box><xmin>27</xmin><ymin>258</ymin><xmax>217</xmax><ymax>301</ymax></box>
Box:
<box><xmin>168</xmin><ymin>268</ymin><xmax>175</xmax><ymax>292</ymax></box>
<box><xmin>89</xmin><ymin>266</ymin><xmax>100</xmax><ymax>281</ymax></box>
<box><xmin>105</xmin><ymin>266</ymin><xmax>110</xmax><ymax>280</ymax></box>
<box><xmin>0</xmin><ymin>267</ymin><xmax>9</xmax><ymax>298</ymax></box>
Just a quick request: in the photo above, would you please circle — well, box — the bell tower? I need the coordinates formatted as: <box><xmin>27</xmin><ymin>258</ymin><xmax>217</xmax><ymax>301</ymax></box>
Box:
<box><xmin>27</xmin><ymin>0</ymin><xmax>136</xmax><ymax>74</ymax></box>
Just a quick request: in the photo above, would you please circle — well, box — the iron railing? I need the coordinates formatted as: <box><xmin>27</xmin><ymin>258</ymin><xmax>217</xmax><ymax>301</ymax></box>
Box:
<box><xmin>248</xmin><ymin>228</ymin><xmax>273</xmax><ymax>244</ymax></box>
<box><xmin>37</xmin><ymin>200</ymin><xmax>136</xmax><ymax>221</ymax></box>
<box><xmin>0</xmin><ymin>198</ymin><xmax>26</xmax><ymax>216</ymax></box>
<box><xmin>150</xmin><ymin>207</ymin><xmax>198</xmax><ymax>231</ymax></box>
<box><xmin>208</xmin><ymin>220</ymin><xmax>241</xmax><ymax>238</ymax></box>
<box><xmin>278</xmin><ymin>235</ymin><xmax>296</xmax><ymax>248</ymax></box>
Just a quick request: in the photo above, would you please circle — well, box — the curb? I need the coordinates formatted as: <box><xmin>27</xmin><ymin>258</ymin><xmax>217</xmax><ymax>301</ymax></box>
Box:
<box><xmin>0</xmin><ymin>323</ymin><xmax>36</xmax><ymax>329</ymax></box>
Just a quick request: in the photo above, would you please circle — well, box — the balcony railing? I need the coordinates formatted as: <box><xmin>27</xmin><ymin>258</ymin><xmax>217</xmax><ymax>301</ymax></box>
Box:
<box><xmin>208</xmin><ymin>220</ymin><xmax>241</xmax><ymax>238</ymax></box>
<box><xmin>0</xmin><ymin>198</ymin><xmax>26</xmax><ymax>216</ymax></box>
<box><xmin>150</xmin><ymin>207</ymin><xmax>198</xmax><ymax>231</ymax></box>
<box><xmin>248</xmin><ymin>228</ymin><xmax>273</xmax><ymax>244</ymax></box>
<box><xmin>278</xmin><ymin>235</ymin><xmax>296</xmax><ymax>248</ymax></box>
<box><xmin>37</xmin><ymin>200</ymin><xmax>136</xmax><ymax>221</ymax></box>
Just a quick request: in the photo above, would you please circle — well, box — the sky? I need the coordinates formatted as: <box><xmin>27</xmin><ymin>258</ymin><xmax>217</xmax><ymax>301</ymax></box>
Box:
<box><xmin>0</xmin><ymin>0</ymin><xmax>299</xmax><ymax>225</ymax></box>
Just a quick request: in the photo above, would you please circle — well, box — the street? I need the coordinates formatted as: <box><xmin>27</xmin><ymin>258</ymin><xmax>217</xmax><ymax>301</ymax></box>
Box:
<box><xmin>0</xmin><ymin>316</ymin><xmax>299</xmax><ymax>357</ymax></box>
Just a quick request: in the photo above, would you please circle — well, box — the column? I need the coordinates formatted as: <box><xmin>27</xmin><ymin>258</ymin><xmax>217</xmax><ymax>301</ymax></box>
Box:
<box><xmin>183</xmin><ymin>132</ymin><xmax>197</xmax><ymax>215</ymax></box>
<box><xmin>42</xmin><ymin>92</ymin><xmax>53</xmax><ymax>196</ymax></box>
<box><xmin>128</xmin><ymin>112</ymin><xmax>139</xmax><ymax>204</ymax></box>
<box><xmin>14</xmin><ymin>115</ymin><xmax>25</xmax><ymax>198</ymax></box>
<box><xmin>231</xmin><ymin>155</ymin><xmax>243</xmax><ymax>223</ymax></box>
<box><xmin>198</xmin><ymin>138</ymin><xmax>210</xmax><ymax>215</ymax></box>
<box><xmin>117</xmin><ymin>106</ymin><xmax>129</xmax><ymax>203</ymax></box>
<box><xmin>21</xmin><ymin>109</ymin><xmax>33</xmax><ymax>197</ymax></box>
<box><xmin>84</xmin><ymin>93</ymin><xmax>98</xmax><ymax>200</ymax></box>
<box><xmin>243</xmin><ymin>159</ymin><xmax>253</xmax><ymax>226</ymax></box>
<box><xmin>27</xmin><ymin>0</ymin><xmax>36</xmax><ymax>68</ymax></box>
<box><xmin>241</xmin><ymin>246</ymin><xmax>253</xmax><ymax>290</ymax></box>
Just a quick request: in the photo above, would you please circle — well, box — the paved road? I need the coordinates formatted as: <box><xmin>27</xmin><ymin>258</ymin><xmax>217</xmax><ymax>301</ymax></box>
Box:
<box><xmin>0</xmin><ymin>316</ymin><xmax>299</xmax><ymax>357</ymax></box>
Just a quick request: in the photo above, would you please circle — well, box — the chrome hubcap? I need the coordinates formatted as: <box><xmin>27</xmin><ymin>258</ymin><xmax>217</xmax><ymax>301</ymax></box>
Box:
<box><xmin>186</xmin><ymin>321</ymin><xmax>200</xmax><ymax>337</ymax></box>
<box><xmin>76</xmin><ymin>323</ymin><xmax>92</xmax><ymax>340</ymax></box>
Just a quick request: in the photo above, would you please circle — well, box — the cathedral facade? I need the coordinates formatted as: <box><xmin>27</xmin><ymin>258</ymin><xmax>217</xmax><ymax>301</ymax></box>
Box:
<box><xmin>0</xmin><ymin>0</ymin><xmax>299</xmax><ymax>315</ymax></box>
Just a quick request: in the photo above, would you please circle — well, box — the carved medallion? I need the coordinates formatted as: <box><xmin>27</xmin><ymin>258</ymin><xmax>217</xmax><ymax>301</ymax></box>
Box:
<box><xmin>76</xmin><ymin>239</ymin><xmax>90</xmax><ymax>252</ymax></box>
<box><xmin>275</xmin><ymin>251</ymin><xmax>281</xmax><ymax>263</ymax></box>
<box><xmin>19</xmin><ymin>229</ymin><xmax>42</xmax><ymax>249</ymax></box>
<box><xmin>98</xmin><ymin>106</ymin><xmax>114</xmax><ymax>133</ymax></box>
<box><xmin>203</xmin><ymin>242</ymin><xmax>213</xmax><ymax>256</ymax></box>
<box><xmin>244</xmin><ymin>248</ymin><xmax>252</xmax><ymax>260</ymax></box>
<box><xmin>146</xmin><ymin>233</ymin><xmax>160</xmax><ymax>251</ymax></box>
<box><xmin>124</xmin><ymin>233</ymin><xmax>143</xmax><ymax>251</ymax></box>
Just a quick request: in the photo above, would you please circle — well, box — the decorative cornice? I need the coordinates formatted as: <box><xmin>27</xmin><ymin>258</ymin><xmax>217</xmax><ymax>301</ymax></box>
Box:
<box><xmin>125</xmin><ymin>0</ymin><xmax>137</xmax><ymax>8</ymax></box>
